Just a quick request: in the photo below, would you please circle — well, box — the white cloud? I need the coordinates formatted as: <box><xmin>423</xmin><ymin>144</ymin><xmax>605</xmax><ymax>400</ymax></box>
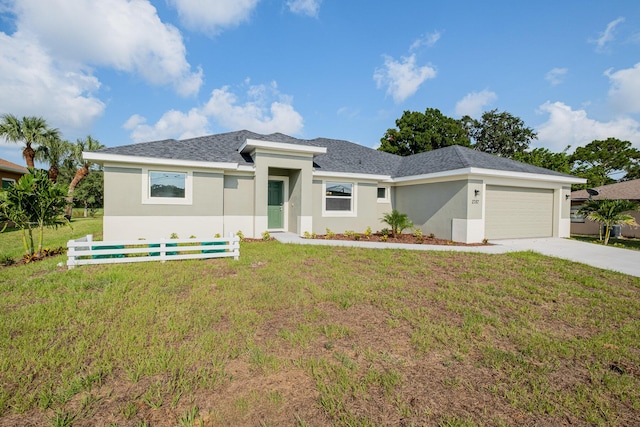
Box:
<box><xmin>536</xmin><ymin>101</ymin><xmax>640</xmax><ymax>152</ymax></box>
<box><xmin>11</xmin><ymin>0</ymin><xmax>202</xmax><ymax>96</ymax></box>
<box><xmin>605</xmin><ymin>63</ymin><xmax>640</xmax><ymax>114</ymax></box>
<box><xmin>203</xmin><ymin>82</ymin><xmax>304</xmax><ymax>134</ymax></box>
<box><xmin>124</xmin><ymin>81</ymin><xmax>304</xmax><ymax>141</ymax></box>
<box><xmin>373</xmin><ymin>54</ymin><xmax>436</xmax><ymax>103</ymax></box>
<box><xmin>123</xmin><ymin>109</ymin><xmax>209</xmax><ymax>143</ymax></box>
<box><xmin>454</xmin><ymin>90</ymin><xmax>497</xmax><ymax>117</ymax></box>
<box><xmin>286</xmin><ymin>0</ymin><xmax>322</xmax><ymax>17</ymax></box>
<box><xmin>545</xmin><ymin>67</ymin><xmax>568</xmax><ymax>86</ymax></box>
<box><xmin>0</xmin><ymin>31</ymin><xmax>105</xmax><ymax>131</ymax></box>
<box><xmin>590</xmin><ymin>17</ymin><xmax>625</xmax><ymax>52</ymax></box>
<box><xmin>168</xmin><ymin>0</ymin><xmax>260</xmax><ymax>34</ymax></box>
<box><xmin>410</xmin><ymin>31</ymin><xmax>441</xmax><ymax>50</ymax></box>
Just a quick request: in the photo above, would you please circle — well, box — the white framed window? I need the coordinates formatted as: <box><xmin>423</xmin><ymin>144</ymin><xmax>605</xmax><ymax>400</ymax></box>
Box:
<box><xmin>570</xmin><ymin>205</ymin><xmax>585</xmax><ymax>223</ymax></box>
<box><xmin>377</xmin><ymin>186</ymin><xmax>390</xmax><ymax>203</ymax></box>
<box><xmin>142</xmin><ymin>168</ymin><xmax>193</xmax><ymax>205</ymax></box>
<box><xmin>323</xmin><ymin>181</ymin><xmax>356</xmax><ymax>217</ymax></box>
<box><xmin>2</xmin><ymin>178</ymin><xmax>16</xmax><ymax>189</ymax></box>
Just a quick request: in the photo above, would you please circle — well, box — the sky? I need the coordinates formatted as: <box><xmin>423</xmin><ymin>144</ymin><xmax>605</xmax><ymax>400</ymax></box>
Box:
<box><xmin>1</xmin><ymin>0</ymin><xmax>639</xmax><ymax>168</ymax></box>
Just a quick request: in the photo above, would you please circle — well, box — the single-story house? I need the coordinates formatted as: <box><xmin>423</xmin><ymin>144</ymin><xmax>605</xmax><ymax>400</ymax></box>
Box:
<box><xmin>0</xmin><ymin>158</ymin><xmax>28</xmax><ymax>189</ymax></box>
<box><xmin>84</xmin><ymin>130</ymin><xmax>586</xmax><ymax>242</ymax></box>
<box><xmin>571</xmin><ymin>178</ymin><xmax>640</xmax><ymax>238</ymax></box>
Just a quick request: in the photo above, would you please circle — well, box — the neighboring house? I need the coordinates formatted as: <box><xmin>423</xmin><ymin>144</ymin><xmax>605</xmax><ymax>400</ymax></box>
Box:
<box><xmin>84</xmin><ymin>130</ymin><xmax>585</xmax><ymax>242</ymax></box>
<box><xmin>571</xmin><ymin>179</ymin><xmax>640</xmax><ymax>238</ymax></box>
<box><xmin>0</xmin><ymin>158</ymin><xmax>28</xmax><ymax>189</ymax></box>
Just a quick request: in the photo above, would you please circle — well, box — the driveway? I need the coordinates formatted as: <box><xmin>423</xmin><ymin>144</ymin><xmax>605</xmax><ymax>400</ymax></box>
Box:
<box><xmin>272</xmin><ymin>233</ymin><xmax>640</xmax><ymax>278</ymax></box>
<box><xmin>491</xmin><ymin>238</ymin><xmax>640</xmax><ymax>278</ymax></box>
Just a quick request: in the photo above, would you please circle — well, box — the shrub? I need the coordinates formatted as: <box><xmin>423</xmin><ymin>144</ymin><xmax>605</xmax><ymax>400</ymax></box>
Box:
<box><xmin>0</xmin><ymin>254</ymin><xmax>15</xmax><ymax>266</ymax></box>
<box><xmin>170</xmin><ymin>233</ymin><xmax>179</xmax><ymax>239</ymax></box>
<box><xmin>303</xmin><ymin>231</ymin><xmax>312</xmax><ymax>239</ymax></box>
<box><xmin>381</xmin><ymin>210</ymin><xmax>413</xmax><ymax>237</ymax></box>
<box><xmin>262</xmin><ymin>230</ymin><xmax>271</xmax><ymax>241</ymax></box>
<box><xmin>380</xmin><ymin>228</ymin><xmax>391</xmax><ymax>237</ymax></box>
<box><xmin>325</xmin><ymin>228</ymin><xmax>335</xmax><ymax>239</ymax></box>
<box><xmin>236</xmin><ymin>230</ymin><xmax>245</xmax><ymax>241</ymax></box>
<box><xmin>413</xmin><ymin>227</ymin><xmax>423</xmax><ymax>243</ymax></box>
<box><xmin>363</xmin><ymin>226</ymin><xmax>373</xmax><ymax>239</ymax></box>
<box><xmin>344</xmin><ymin>230</ymin><xmax>355</xmax><ymax>238</ymax></box>
<box><xmin>380</xmin><ymin>235</ymin><xmax>388</xmax><ymax>242</ymax></box>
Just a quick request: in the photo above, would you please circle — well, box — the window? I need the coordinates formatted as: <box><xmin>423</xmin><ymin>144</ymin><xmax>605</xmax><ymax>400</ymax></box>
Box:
<box><xmin>377</xmin><ymin>186</ymin><xmax>390</xmax><ymax>203</ymax></box>
<box><xmin>324</xmin><ymin>181</ymin><xmax>355</xmax><ymax>216</ymax></box>
<box><xmin>150</xmin><ymin>171</ymin><xmax>186</xmax><ymax>198</ymax></box>
<box><xmin>142</xmin><ymin>169</ymin><xmax>192</xmax><ymax>205</ymax></box>
<box><xmin>2</xmin><ymin>178</ymin><xmax>15</xmax><ymax>189</ymax></box>
<box><xmin>570</xmin><ymin>205</ymin><xmax>585</xmax><ymax>223</ymax></box>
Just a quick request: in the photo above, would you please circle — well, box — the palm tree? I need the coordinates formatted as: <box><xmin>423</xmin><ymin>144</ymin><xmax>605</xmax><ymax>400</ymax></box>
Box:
<box><xmin>35</xmin><ymin>133</ymin><xmax>72</xmax><ymax>182</ymax></box>
<box><xmin>66</xmin><ymin>135</ymin><xmax>105</xmax><ymax>217</ymax></box>
<box><xmin>381</xmin><ymin>209</ymin><xmax>414</xmax><ymax>237</ymax></box>
<box><xmin>0</xmin><ymin>114</ymin><xmax>59</xmax><ymax>168</ymax></box>
<box><xmin>578</xmin><ymin>199</ymin><xmax>639</xmax><ymax>245</ymax></box>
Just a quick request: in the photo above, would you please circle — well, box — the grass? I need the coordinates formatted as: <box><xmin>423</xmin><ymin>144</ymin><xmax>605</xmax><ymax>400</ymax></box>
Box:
<box><xmin>1</xmin><ymin>223</ymin><xmax>639</xmax><ymax>425</ymax></box>
<box><xmin>572</xmin><ymin>234</ymin><xmax>640</xmax><ymax>251</ymax></box>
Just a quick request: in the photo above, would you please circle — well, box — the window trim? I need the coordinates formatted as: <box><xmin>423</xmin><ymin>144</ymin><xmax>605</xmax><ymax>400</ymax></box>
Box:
<box><xmin>1</xmin><ymin>177</ymin><xmax>16</xmax><ymax>189</ymax></box>
<box><xmin>322</xmin><ymin>180</ymin><xmax>357</xmax><ymax>217</ymax></box>
<box><xmin>142</xmin><ymin>168</ymin><xmax>193</xmax><ymax>205</ymax></box>
<box><xmin>377</xmin><ymin>186</ymin><xmax>390</xmax><ymax>203</ymax></box>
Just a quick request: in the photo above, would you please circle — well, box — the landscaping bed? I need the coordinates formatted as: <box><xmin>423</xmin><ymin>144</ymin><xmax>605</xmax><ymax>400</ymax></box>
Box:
<box><xmin>310</xmin><ymin>233</ymin><xmax>490</xmax><ymax>246</ymax></box>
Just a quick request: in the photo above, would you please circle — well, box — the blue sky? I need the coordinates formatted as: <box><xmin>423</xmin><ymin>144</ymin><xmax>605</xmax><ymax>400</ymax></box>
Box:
<box><xmin>1</xmin><ymin>0</ymin><xmax>639</xmax><ymax>168</ymax></box>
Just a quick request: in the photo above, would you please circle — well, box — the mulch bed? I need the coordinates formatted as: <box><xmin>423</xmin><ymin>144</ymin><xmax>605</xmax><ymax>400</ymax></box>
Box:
<box><xmin>309</xmin><ymin>234</ymin><xmax>490</xmax><ymax>246</ymax></box>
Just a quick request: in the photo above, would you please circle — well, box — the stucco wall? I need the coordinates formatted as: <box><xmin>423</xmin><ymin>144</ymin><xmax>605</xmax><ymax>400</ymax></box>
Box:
<box><xmin>0</xmin><ymin>170</ymin><xmax>24</xmax><ymax>185</ymax></box>
<box><xmin>104</xmin><ymin>166</ymin><xmax>223</xmax><ymax>216</ymax></box>
<box><xmin>311</xmin><ymin>180</ymin><xmax>385</xmax><ymax>234</ymax></box>
<box><xmin>395</xmin><ymin>180</ymin><xmax>468</xmax><ymax>240</ymax></box>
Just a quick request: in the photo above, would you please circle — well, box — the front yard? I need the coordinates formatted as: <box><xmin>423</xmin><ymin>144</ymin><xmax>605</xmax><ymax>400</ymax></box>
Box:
<box><xmin>1</xmin><ymin>221</ymin><xmax>640</xmax><ymax>426</ymax></box>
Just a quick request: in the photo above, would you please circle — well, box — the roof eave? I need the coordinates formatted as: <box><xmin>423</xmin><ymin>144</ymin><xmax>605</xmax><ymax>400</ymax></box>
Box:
<box><xmin>392</xmin><ymin>167</ymin><xmax>587</xmax><ymax>184</ymax></box>
<box><xmin>83</xmin><ymin>152</ymin><xmax>239</xmax><ymax>170</ymax></box>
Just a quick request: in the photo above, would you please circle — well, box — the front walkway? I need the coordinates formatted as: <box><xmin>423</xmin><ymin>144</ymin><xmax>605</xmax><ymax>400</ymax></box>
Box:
<box><xmin>271</xmin><ymin>232</ymin><xmax>640</xmax><ymax>278</ymax></box>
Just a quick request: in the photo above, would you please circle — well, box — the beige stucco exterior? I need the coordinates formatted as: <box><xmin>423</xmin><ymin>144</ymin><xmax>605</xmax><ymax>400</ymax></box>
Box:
<box><xmin>93</xmin><ymin>139</ymin><xmax>582</xmax><ymax>243</ymax></box>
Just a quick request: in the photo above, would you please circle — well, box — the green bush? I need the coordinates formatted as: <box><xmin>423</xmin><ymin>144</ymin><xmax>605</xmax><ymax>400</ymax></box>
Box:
<box><xmin>381</xmin><ymin>210</ymin><xmax>413</xmax><ymax>237</ymax></box>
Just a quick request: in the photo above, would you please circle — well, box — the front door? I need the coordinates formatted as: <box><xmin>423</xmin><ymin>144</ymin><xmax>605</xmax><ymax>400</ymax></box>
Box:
<box><xmin>268</xmin><ymin>180</ymin><xmax>284</xmax><ymax>229</ymax></box>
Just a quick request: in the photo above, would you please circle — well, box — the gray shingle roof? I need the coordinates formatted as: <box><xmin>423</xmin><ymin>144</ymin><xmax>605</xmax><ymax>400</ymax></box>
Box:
<box><xmin>94</xmin><ymin>130</ymin><xmax>573</xmax><ymax>179</ymax></box>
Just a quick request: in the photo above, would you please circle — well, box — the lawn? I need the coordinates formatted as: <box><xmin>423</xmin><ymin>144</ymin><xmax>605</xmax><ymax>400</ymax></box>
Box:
<box><xmin>1</xmin><ymin>222</ymin><xmax>640</xmax><ymax>426</ymax></box>
<box><xmin>572</xmin><ymin>234</ymin><xmax>640</xmax><ymax>252</ymax></box>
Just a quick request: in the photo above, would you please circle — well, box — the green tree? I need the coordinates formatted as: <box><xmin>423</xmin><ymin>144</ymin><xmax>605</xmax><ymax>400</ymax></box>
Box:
<box><xmin>463</xmin><ymin>109</ymin><xmax>537</xmax><ymax>158</ymax></box>
<box><xmin>66</xmin><ymin>136</ymin><xmax>105</xmax><ymax>218</ymax></box>
<box><xmin>72</xmin><ymin>169</ymin><xmax>104</xmax><ymax>217</ymax></box>
<box><xmin>379</xmin><ymin>108</ymin><xmax>470</xmax><ymax>156</ymax></box>
<box><xmin>381</xmin><ymin>209</ymin><xmax>413</xmax><ymax>237</ymax></box>
<box><xmin>577</xmin><ymin>199</ymin><xmax>639</xmax><ymax>245</ymax></box>
<box><xmin>0</xmin><ymin>114</ymin><xmax>60</xmax><ymax>168</ymax></box>
<box><xmin>512</xmin><ymin>147</ymin><xmax>573</xmax><ymax>174</ymax></box>
<box><xmin>35</xmin><ymin>134</ymin><xmax>72</xmax><ymax>182</ymax></box>
<box><xmin>0</xmin><ymin>169</ymin><xmax>68</xmax><ymax>257</ymax></box>
<box><xmin>570</xmin><ymin>138</ymin><xmax>640</xmax><ymax>188</ymax></box>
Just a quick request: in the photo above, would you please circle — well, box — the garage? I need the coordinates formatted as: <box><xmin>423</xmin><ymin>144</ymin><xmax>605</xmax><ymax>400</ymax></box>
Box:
<box><xmin>485</xmin><ymin>185</ymin><xmax>554</xmax><ymax>239</ymax></box>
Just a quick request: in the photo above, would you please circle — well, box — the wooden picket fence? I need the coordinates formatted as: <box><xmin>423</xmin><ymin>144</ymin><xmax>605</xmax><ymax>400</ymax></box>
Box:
<box><xmin>67</xmin><ymin>234</ymin><xmax>240</xmax><ymax>269</ymax></box>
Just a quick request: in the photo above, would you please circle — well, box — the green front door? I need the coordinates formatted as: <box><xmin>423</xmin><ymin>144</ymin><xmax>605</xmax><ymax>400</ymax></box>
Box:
<box><xmin>268</xmin><ymin>180</ymin><xmax>284</xmax><ymax>229</ymax></box>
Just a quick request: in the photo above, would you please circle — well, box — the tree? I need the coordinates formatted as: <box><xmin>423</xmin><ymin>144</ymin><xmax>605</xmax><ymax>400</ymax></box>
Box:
<box><xmin>570</xmin><ymin>138</ymin><xmax>640</xmax><ymax>189</ymax></box>
<box><xmin>381</xmin><ymin>209</ymin><xmax>413</xmax><ymax>237</ymax></box>
<box><xmin>66</xmin><ymin>135</ymin><xmax>105</xmax><ymax>218</ymax></box>
<box><xmin>379</xmin><ymin>108</ymin><xmax>470</xmax><ymax>156</ymax></box>
<box><xmin>35</xmin><ymin>134</ymin><xmax>72</xmax><ymax>182</ymax></box>
<box><xmin>463</xmin><ymin>109</ymin><xmax>537</xmax><ymax>158</ymax></box>
<box><xmin>0</xmin><ymin>114</ymin><xmax>60</xmax><ymax>168</ymax></box>
<box><xmin>578</xmin><ymin>199</ymin><xmax>639</xmax><ymax>245</ymax></box>
<box><xmin>0</xmin><ymin>169</ymin><xmax>68</xmax><ymax>257</ymax></box>
<box><xmin>72</xmin><ymin>169</ymin><xmax>104</xmax><ymax>217</ymax></box>
<box><xmin>512</xmin><ymin>147</ymin><xmax>573</xmax><ymax>174</ymax></box>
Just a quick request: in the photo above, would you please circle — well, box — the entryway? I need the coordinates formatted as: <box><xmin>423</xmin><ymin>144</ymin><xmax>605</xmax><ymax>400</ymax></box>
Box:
<box><xmin>267</xmin><ymin>178</ymin><xmax>287</xmax><ymax>230</ymax></box>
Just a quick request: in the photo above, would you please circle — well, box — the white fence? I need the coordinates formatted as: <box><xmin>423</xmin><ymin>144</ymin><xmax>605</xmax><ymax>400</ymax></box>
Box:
<box><xmin>67</xmin><ymin>234</ymin><xmax>240</xmax><ymax>269</ymax></box>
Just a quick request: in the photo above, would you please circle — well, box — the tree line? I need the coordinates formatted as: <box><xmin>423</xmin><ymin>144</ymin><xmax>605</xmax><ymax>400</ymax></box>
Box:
<box><xmin>0</xmin><ymin>114</ymin><xmax>104</xmax><ymax>258</ymax></box>
<box><xmin>378</xmin><ymin>108</ymin><xmax>640</xmax><ymax>189</ymax></box>
<box><xmin>0</xmin><ymin>114</ymin><xmax>104</xmax><ymax>216</ymax></box>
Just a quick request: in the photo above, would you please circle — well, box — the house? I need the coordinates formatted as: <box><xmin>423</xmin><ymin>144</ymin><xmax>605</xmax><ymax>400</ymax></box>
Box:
<box><xmin>0</xmin><ymin>158</ymin><xmax>28</xmax><ymax>189</ymax></box>
<box><xmin>84</xmin><ymin>130</ymin><xmax>585</xmax><ymax>242</ymax></box>
<box><xmin>571</xmin><ymin>179</ymin><xmax>640</xmax><ymax>238</ymax></box>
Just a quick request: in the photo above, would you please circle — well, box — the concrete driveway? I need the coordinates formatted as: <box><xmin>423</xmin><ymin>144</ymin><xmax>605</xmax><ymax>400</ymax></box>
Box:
<box><xmin>272</xmin><ymin>232</ymin><xmax>640</xmax><ymax>278</ymax></box>
<box><xmin>491</xmin><ymin>238</ymin><xmax>640</xmax><ymax>278</ymax></box>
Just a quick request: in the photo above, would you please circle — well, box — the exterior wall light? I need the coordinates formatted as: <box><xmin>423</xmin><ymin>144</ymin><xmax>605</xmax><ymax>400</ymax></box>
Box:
<box><xmin>474</xmin><ymin>189</ymin><xmax>480</xmax><ymax>197</ymax></box>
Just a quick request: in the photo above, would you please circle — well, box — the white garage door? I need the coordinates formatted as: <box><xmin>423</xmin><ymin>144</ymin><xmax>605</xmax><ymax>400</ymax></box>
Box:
<box><xmin>485</xmin><ymin>186</ymin><xmax>554</xmax><ymax>239</ymax></box>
